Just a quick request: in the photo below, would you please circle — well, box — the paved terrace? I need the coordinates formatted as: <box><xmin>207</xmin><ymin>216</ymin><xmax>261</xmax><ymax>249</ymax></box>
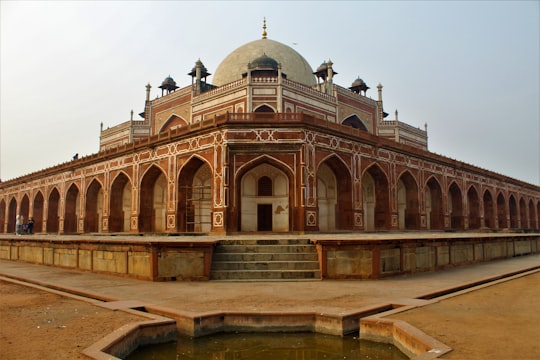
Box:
<box><xmin>1</xmin><ymin>233</ymin><xmax>539</xmax><ymax>358</ymax></box>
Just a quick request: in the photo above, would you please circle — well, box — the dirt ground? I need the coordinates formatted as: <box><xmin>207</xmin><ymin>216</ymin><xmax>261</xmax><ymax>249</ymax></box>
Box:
<box><xmin>0</xmin><ymin>280</ymin><xmax>145</xmax><ymax>360</ymax></box>
<box><xmin>1</xmin><ymin>273</ymin><xmax>539</xmax><ymax>360</ymax></box>
<box><xmin>392</xmin><ymin>272</ymin><xmax>540</xmax><ymax>359</ymax></box>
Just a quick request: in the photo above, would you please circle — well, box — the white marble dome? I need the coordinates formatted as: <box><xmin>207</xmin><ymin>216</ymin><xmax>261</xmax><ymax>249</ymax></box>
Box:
<box><xmin>212</xmin><ymin>38</ymin><xmax>316</xmax><ymax>87</ymax></box>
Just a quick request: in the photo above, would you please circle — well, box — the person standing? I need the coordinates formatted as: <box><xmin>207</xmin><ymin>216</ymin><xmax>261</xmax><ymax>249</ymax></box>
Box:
<box><xmin>15</xmin><ymin>214</ymin><xmax>23</xmax><ymax>235</ymax></box>
<box><xmin>28</xmin><ymin>217</ymin><xmax>35</xmax><ymax>234</ymax></box>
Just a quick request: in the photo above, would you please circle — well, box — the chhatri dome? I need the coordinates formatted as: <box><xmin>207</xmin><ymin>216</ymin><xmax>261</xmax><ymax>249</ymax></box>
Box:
<box><xmin>212</xmin><ymin>19</ymin><xmax>316</xmax><ymax>87</ymax></box>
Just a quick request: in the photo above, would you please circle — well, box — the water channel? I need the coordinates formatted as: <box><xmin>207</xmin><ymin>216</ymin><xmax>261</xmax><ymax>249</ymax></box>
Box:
<box><xmin>126</xmin><ymin>332</ymin><xmax>408</xmax><ymax>360</ymax></box>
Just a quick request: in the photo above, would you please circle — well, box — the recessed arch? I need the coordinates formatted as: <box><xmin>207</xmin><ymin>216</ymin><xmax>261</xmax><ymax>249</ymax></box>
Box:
<box><xmin>317</xmin><ymin>163</ymin><xmax>337</xmax><ymax>231</ymax></box>
<box><xmin>234</xmin><ymin>155</ymin><xmax>294</xmax><ymax>232</ymax></box>
<box><xmin>20</xmin><ymin>194</ymin><xmax>30</xmax><ymax>225</ymax></box>
<box><xmin>110</xmin><ymin>172</ymin><xmax>132</xmax><ymax>232</ymax></box>
<box><xmin>425</xmin><ymin>176</ymin><xmax>444</xmax><ymax>230</ymax></box>
<box><xmin>178</xmin><ymin>157</ymin><xmax>213</xmax><ymax>232</ymax></box>
<box><xmin>85</xmin><ymin>179</ymin><xmax>104</xmax><ymax>233</ymax></box>
<box><xmin>467</xmin><ymin>185</ymin><xmax>481</xmax><ymax>229</ymax></box>
<box><xmin>64</xmin><ymin>183</ymin><xmax>80</xmax><ymax>233</ymax></box>
<box><xmin>33</xmin><ymin>191</ymin><xmax>44</xmax><ymax>233</ymax></box>
<box><xmin>362</xmin><ymin>164</ymin><xmax>390</xmax><ymax>231</ymax></box>
<box><xmin>0</xmin><ymin>199</ymin><xmax>5</xmax><ymax>233</ymax></box>
<box><xmin>254</xmin><ymin>104</ymin><xmax>275</xmax><ymax>113</ymax></box>
<box><xmin>159</xmin><ymin>114</ymin><xmax>188</xmax><ymax>133</ymax></box>
<box><xmin>317</xmin><ymin>155</ymin><xmax>353</xmax><ymax>231</ymax></box>
<box><xmin>509</xmin><ymin>194</ymin><xmax>518</xmax><ymax>228</ymax></box>
<box><xmin>7</xmin><ymin>197</ymin><xmax>17</xmax><ymax>233</ymax></box>
<box><xmin>140</xmin><ymin>165</ymin><xmax>167</xmax><ymax>232</ymax></box>
<box><xmin>483</xmin><ymin>189</ymin><xmax>495</xmax><ymax>229</ymax></box>
<box><xmin>240</xmin><ymin>163</ymin><xmax>290</xmax><ymax>232</ymax></box>
<box><xmin>536</xmin><ymin>201</ymin><xmax>540</xmax><ymax>229</ymax></box>
<box><xmin>47</xmin><ymin>188</ymin><xmax>61</xmax><ymax>233</ymax></box>
<box><xmin>342</xmin><ymin>114</ymin><xmax>368</xmax><ymax>131</ymax></box>
<box><xmin>397</xmin><ymin>171</ymin><xmax>420</xmax><ymax>230</ymax></box>
<box><xmin>497</xmin><ymin>192</ymin><xmax>507</xmax><ymax>229</ymax></box>
<box><xmin>448</xmin><ymin>182</ymin><xmax>463</xmax><ymax>230</ymax></box>
<box><xmin>236</xmin><ymin>154</ymin><xmax>295</xmax><ymax>179</ymax></box>
<box><xmin>519</xmin><ymin>197</ymin><xmax>528</xmax><ymax>229</ymax></box>
<box><xmin>528</xmin><ymin>199</ymin><xmax>535</xmax><ymax>229</ymax></box>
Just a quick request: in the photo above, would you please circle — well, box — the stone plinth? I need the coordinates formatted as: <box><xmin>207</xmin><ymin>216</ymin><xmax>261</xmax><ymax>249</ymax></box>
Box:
<box><xmin>0</xmin><ymin>236</ymin><xmax>216</xmax><ymax>281</ymax></box>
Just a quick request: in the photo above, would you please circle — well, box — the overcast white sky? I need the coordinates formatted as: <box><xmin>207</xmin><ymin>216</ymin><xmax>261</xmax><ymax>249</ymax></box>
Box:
<box><xmin>1</xmin><ymin>1</ymin><xmax>539</xmax><ymax>185</ymax></box>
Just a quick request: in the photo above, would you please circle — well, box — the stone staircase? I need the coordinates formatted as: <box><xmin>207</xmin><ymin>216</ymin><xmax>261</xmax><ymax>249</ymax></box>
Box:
<box><xmin>210</xmin><ymin>238</ymin><xmax>321</xmax><ymax>280</ymax></box>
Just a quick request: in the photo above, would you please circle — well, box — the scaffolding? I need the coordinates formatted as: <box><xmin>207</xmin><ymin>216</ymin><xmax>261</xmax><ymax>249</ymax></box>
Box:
<box><xmin>183</xmin><ymin>184</ymin><xmax>212</xmax><ymax>232</ymax></box>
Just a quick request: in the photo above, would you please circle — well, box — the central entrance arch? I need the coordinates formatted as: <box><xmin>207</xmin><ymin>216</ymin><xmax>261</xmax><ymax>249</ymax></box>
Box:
<box><xmin>240</xmin><ymin>163</ymin><xmax>289</xmax><ymax>232</ymax></box>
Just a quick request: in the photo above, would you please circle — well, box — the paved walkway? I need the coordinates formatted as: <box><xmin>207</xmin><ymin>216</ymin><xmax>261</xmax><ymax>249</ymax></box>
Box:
<box><xmin>1</xmin><ymin>254</ymin><xmax>539</xmax><ymax>318</ymax></box>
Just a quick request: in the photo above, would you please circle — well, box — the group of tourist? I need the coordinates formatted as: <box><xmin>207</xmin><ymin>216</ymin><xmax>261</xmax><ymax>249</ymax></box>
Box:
<box><xmin>15</xmin><ymin>215</ymin><xmax>34</xmax><ymax>235</ymax></box>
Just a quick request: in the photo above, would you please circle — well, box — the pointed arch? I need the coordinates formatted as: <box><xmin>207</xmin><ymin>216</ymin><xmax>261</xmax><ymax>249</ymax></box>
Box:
<box><xmin>317</xmin><ymin>163</ymin><xmax>337</xmax><ymax>231</ymax></box>
<box><xmin>159</xmin><ymin>114</ymin><xmax>188</xmax><ymax>133</ymax></box>
<box><xmin>397</xmin><ymin>171</ymin><xmax>420</xmax><ymax>230</ymax></box>
<box><xmin>497</xmin><ymin>192</ymin><xmax>507</xmax><ymax>229</ymax></box>
<box><xmin>239</xmin><ymin>162</ymin><xmax>290</xmax><ymax>232</ymax></box>
<box><xmin>236</xmin><ymin>156</ymin><xmax>293</xmax><ymax>232</ymax></box>
<box><xmin>537</xmin><ymin>201</ymin><xmax>540</xmax><ymax>229</ymax></box>
<box><xmin>0</xmin><ymin>199</ymin><xmax>5</xmax><ymax>233</ymax></box>
<box><xmin>110</xmin><ymin>172</ymin><xmax>132</xmax><ymax>232</ymax></box>
<box><xmin>528</xmin><ymin>199</ymin><xmax>535</xmax><ymax>229</ymax></box>
<box><xmin>317</xmin><ymin>156</ymin><xmax>353</xmax><ymax>231</ymax></box>
<box><xmin>47</xmin><ymin>188</ymin><xmax>61</xmax><ymax>233</ymax></box>
<box><xmin>467</xmin><ymin>186</ymin><xmax>480</xmax><ymax>229</ymax></box>
<box><xmin>509</xmin><ymin>194</ymin><xmax>518</xmax><ymax>228</ymax></box>
<box><xmin>342</xmin><ymin>114</ymin><xmax>368</xmax><ymax>131</ymax></box>
<box><xmin>236</xmin><ymin>154</ymin><xmax>294</xmax><ymax>177</ymax></box>
<box><xmin>362</xmin><ymin>164</ymin><xmax>390</xmax><ymax>231</ymax></box>
<box><xmin>33</xmin><ymin>191</ymin><xmax>44</xmax><ymax>233</ymax></box>
<box><xmin>139</xmin><ymin>165</ymin><xmax>167</xmax><ymax>232</ymax></box>
<box><xmin>85</xmin><ymin>179</ymin><xmax>104</xmax><ymax>232</ymax></box>
<box><xmin>65</xmin><ymin>183</ymin><xmax>80</xmax><ymax>233</ymax></box>
<box><xmin>7</xmin><ymin>197</ymin><xmax>17</xmax><ymax>233</ymax></box>
<box><xmin>448</xmin><ymin>182</ymin><xmax>463</xmax><ymax>230</ymax></box>
<box><xmin>178</xmin><ymin>157</ymin><xmax>213</xmax><ymax>232</ymax></box>
<box><xmin>20</xmin><ymin>194</ymin><xmax>30</xmax><ymax>225</ymax></box>
<box><xmin>254</xmin><ymin>104</ymin><xmax>275</xmax><ymax>113</ymax></box>
<box><xmin>483</xmin><ymin>189</ymin><xmax>495</xmax><ymax>229</ymax></box>
<box><xmin>425</xmin><ymin>176</ymin><xmax>444</xmax><ymax>230</ymax></box>
<box><xmin>519</xmin><ymin>197</ymin><xmax>527</xmax><ymax>229</ymax></box>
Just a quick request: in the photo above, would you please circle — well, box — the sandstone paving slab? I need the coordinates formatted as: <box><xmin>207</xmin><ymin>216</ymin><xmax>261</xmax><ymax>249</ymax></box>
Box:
<box><xmin>1</xmin><ymin>253</ymin><xmax>539</xmax><ymax>317</ymax></box>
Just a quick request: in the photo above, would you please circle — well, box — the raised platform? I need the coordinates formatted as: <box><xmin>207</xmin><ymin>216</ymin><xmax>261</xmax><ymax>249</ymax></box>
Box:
<box><xmin>0</xmin><ymin>232</ymin><xmax>538</xmax><ymax>281</ymax></box>
<box><xmin>1</xmin><ymin>255</ymin><xmax>539</xmax><ymax>359</ymax></box>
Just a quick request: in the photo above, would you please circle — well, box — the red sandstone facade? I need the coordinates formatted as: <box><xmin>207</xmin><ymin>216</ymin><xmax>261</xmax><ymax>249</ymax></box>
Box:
<box><xmin>1</xmin><ymin>28</ymin><xmax>539</xmax><ymax>235</ymax></box>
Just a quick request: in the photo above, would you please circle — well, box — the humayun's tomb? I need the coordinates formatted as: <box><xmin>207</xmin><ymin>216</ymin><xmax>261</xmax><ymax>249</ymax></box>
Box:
<box><xmin>1</xmin><ymin>22</ymin><xmax>539</xmax><ymax>281</ymax></box>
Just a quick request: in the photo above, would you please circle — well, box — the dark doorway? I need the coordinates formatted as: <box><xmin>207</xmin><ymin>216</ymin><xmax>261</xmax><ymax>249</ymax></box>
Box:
<box><xmin>257</xmin><ymin>204</ymin><xmax>272</xmax><ymax>231</ymax></box>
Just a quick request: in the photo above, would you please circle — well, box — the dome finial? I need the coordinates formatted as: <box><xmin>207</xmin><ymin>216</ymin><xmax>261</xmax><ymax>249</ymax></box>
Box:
<box><xmin>262</xmin><ymin>17</ymin><xmax>267</xmax><ymax>39</ymax></box>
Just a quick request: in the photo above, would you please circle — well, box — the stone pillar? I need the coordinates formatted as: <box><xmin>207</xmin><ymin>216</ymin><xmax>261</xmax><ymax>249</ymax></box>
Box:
<box><xmin>130</xmin><ymin>163</ymin><xmax>140</xmax><ymax>233</ymax></box>
<box><xmin>302</xmin><ymin>136</ymin><xmax>318</xmax><ymax>232</ymax></box>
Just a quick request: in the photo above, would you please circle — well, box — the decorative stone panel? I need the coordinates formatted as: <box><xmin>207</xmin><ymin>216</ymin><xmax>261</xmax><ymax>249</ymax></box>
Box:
<box><xmin>306</xmin><ymin>211</ymin><xmax>317</xmax><ymax>226</ymax></box>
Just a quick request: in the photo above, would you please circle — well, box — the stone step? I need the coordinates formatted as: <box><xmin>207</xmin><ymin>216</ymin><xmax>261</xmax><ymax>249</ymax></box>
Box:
<box><xmin>210</xmin><ymin>239</ymin><xmax>321</xmax><ymax>281</ymax></box>
<box><xmin>212</xmin><ymin>252</ymin><xmax>318</xmax><ymax>262</ymax></box>
<box><xmin>212</xmin><ymin>260</ymin><xmax>320</xmax><ymax>271</ymax></box>
<box><xmin>218</xmin><ymin>238</ymin><xmax>311</xmax><ymax>246</ymax></box>
<box><xmin>210</xmin><ymin>269</ymin><xmax>321</xmax><ymax>281</ymax></box>
<box><xmin>213</xmin><ymin>244</ymin><xmax>315</xmax><ymax>254</ymax></box>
